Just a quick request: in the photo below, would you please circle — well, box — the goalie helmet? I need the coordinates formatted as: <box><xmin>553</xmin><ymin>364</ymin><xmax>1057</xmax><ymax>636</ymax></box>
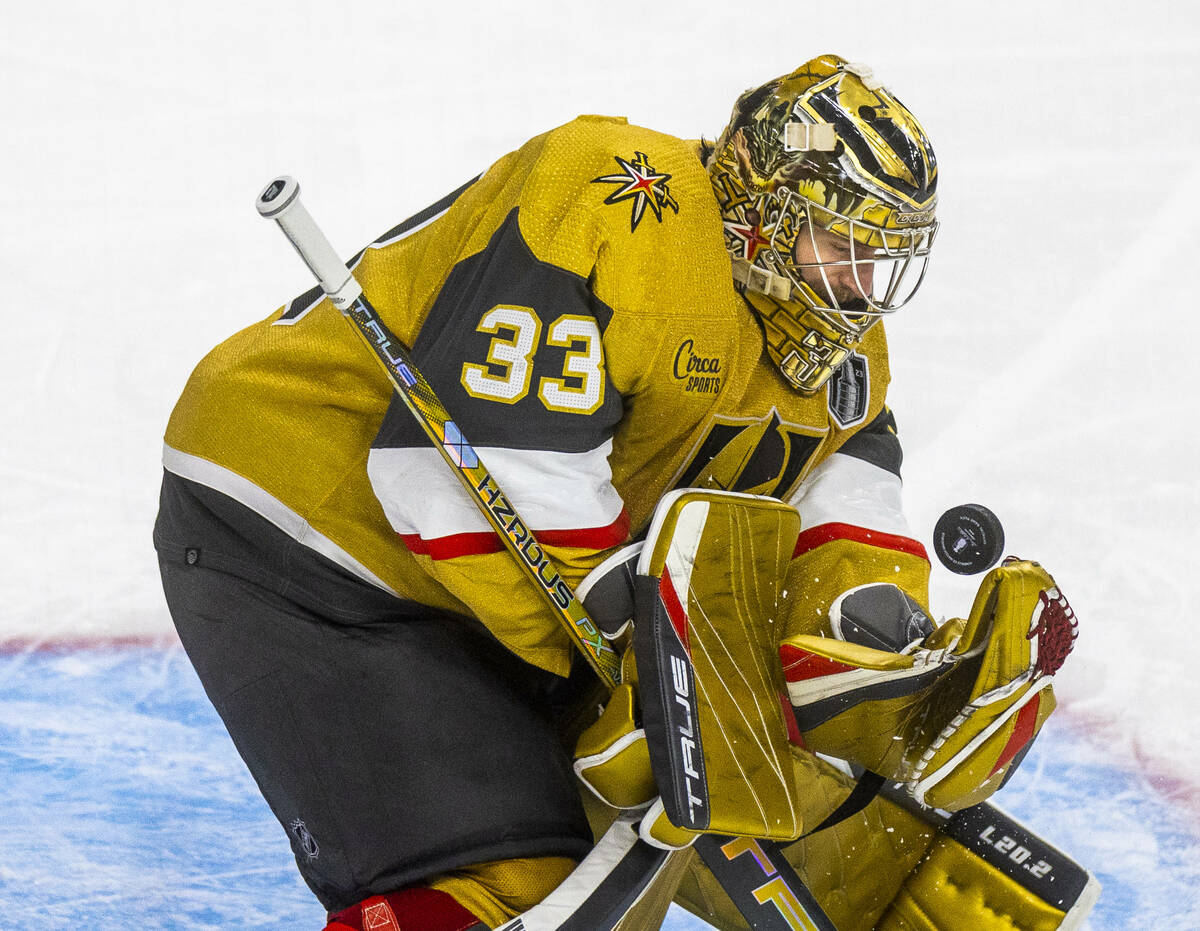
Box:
<box><xmin>708</xmin><ymin>54</ymin><xmax>938</xmax><ymax>393</ymax></box>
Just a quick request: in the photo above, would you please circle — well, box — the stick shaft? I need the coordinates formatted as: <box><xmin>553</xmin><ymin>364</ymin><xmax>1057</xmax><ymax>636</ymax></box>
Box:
<box><xmin>256</xmin><ymin>177</ymin><xmax>621</xmax><ymax>687</ymax></box>
<box><xmin>254</xmin><ymin>177</ymin><xmax>839</xmax><ymax>929</ymax></box>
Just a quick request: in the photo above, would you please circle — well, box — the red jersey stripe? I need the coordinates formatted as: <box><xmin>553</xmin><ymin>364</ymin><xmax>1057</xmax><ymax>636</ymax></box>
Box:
<box><xmin>400</xmin><ymin>509</ymin><xmax>630</xmax><ymax>560</ymax></box>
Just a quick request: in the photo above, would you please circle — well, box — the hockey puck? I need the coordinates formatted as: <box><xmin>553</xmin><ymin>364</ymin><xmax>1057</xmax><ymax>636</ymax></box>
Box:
<box><xmin>933</xmin><ymin>504</ymin><xmax>1005</xmax><ymax>575</ymax></box>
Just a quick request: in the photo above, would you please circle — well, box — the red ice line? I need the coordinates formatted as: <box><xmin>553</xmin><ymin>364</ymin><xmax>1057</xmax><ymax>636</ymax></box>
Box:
<box><xmin>0</xmin><ymin>633</ymin><xmax>180</xmax><ymax>654</ymax></box>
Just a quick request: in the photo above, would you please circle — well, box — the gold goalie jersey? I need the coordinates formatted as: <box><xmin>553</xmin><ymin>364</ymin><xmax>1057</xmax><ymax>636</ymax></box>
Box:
<box><xmin>164</xmin><ymin>115</ymin><xmax>930</xmax><ymax>675</ymax></box>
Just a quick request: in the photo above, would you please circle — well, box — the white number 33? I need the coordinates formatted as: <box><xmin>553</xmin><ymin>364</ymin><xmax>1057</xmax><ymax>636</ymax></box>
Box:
<box><xmin>460</xmin><ymin>305</ymin><xmax>605</xmax><ymax>414</ymax></box>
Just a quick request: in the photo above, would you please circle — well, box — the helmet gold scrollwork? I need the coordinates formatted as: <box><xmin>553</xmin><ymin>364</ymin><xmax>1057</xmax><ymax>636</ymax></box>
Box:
<box><xmin>708</xmin><ymin>54</ymin><xmax>938</xmax><ymax>393</ymax></box>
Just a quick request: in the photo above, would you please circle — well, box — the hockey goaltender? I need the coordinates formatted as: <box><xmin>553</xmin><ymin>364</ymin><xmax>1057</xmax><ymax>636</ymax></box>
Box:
<box><xmin>154</xmin><ymin>53</ymin><xmax>1097</xmax><ymax>930</ymax></box>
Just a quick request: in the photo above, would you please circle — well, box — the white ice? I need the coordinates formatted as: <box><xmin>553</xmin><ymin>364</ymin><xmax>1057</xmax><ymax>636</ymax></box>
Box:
<box><xmin>2</xmin><ymin>0</ymin><xmax>1198</xmax><ymax>926</ymax></box>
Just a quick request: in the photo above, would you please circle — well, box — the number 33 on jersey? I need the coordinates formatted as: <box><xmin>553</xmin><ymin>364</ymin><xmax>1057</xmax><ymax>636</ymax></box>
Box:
<box><xmin>460</xmin><ymin>306</ymin><xmax>605</xmax><ymax>415</ymax></box>
<box><xmin>164</xmin><ymin>114</ymin><xmax>900</xmax><ymax>676</ymax></box>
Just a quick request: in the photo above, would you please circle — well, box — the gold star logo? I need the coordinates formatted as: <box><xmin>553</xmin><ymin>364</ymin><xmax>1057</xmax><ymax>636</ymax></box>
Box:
<box><xmin>592</xmin><ymin>151</ymin><xmax>679</xmax><ymax>231</ymax></box>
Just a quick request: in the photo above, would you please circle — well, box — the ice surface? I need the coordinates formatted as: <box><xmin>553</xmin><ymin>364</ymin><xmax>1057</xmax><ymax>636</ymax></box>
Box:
<box><xmin>4</xmin><ymin>646</ymin><xmax>1197</xmax><ymax>928</ymax></box>
<box><xmin>3</xmin><ymin>0</ymin><xmax>1198</xmax><ymax>926</ymax></box>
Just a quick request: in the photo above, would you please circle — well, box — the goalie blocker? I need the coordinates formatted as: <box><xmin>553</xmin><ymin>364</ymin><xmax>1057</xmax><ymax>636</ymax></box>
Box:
<box><xmin>634</xmin><ymin>489</ymin><xmax>804</xmax><ymax>843</ymax></box>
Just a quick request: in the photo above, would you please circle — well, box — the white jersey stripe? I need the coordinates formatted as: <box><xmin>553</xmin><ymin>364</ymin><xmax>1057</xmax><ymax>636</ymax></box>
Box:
<box><xmin>366</xmin><ymin>439</ymin><xmax>625</xmax><ymax>542</ymax></box>
<box><xmin>161</xmin><ymin>444</ymin><xmax>398</xmax><ymax>595</ymax></box>
<box><xmin>788</xmin><ymin>452</ymin><xmax>912</xmax><ymax>538</ymax></box>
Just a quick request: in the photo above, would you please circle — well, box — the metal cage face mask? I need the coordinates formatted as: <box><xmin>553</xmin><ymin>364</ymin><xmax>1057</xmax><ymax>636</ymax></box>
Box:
<box><xmin>710</xmin><ymin>54</ymin><xmax>938</xmax><ymax>393</ymax></box>
<box><xmin>776</xmin><ymin>190</ymin><xmax>938</xmax><ymax>320</ymax></box>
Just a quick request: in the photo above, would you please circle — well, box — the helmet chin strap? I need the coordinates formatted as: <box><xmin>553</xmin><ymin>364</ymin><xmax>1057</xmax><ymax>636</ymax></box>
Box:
<box><xmin>730</xmin><ymin>256</ymin><xmax>791</xmax><ymax>301</ymax></box>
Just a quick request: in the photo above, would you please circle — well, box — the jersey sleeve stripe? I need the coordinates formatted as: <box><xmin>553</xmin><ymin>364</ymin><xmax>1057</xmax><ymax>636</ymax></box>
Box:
<box><xmin>400</xmin><ymin>530</ymin><xmax>506</xmax><ymax>559</ymax></box>
<box><xmin>160</xmin><ymin>444</ymin><xmax>399</xmax><ymax>594</ymax></box>
<box><xmin>792</xmin><ymin>521</ymin><xmax>929</xmax><ymax>561</ymax></box>
<box><xmin>399</xmin><ymin>509</ymin><xmax>630</xmax><ymax>561</ymax></box>
<box><xmin>836</xmin><ymin>406</ymin><xmax>903</xmax><ymax>476</ymax></box>
<box><xmin>366</xmin><ymin>175</ymin><xmax>482</xmax><ymax>249</ymax></box>
<box><xmin>368</xmin><ymin>440</ymin><xmax>626</xmax><ymax>541</ymax></box>
<box><xmin>789</xmin><ymin>452</ymin><xmax>913</xmax><ymax>536</ymax></box>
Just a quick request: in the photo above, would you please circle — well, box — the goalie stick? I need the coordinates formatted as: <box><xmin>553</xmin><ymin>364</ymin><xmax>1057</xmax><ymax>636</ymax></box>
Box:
<box><xmin>255</xmin><ymin>176</ymin><xmax>833</xmax><ymax>931</ymax></box>
<box><xmin>492</xmin><ymin>811</ymin><xmax>671</xmax><ymax>931</ymax></box>
<box><xmin>255</xmin><ymin>176</ymin><xmax>621</xmax><ymax>688</ymax></box>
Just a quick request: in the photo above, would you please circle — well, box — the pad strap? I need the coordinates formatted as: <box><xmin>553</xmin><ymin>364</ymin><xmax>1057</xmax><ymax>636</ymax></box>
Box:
<box><xmin>802</xmin><ymin>769</ymin><xmax>886</xmax><ymax>837</ymax></box>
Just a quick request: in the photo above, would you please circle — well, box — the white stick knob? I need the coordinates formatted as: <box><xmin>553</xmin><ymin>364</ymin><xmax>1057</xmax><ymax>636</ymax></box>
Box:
<box><xmin>256</xmin><ymin>176</ymin><xmax>363</xmax><ymax>310</ymax></box>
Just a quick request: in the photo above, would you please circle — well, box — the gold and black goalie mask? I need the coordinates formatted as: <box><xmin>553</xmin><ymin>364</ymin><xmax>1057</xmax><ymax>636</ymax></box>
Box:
<box><xmin>709</xmin><ymin>54</ymin><xmax>939</xmax><ymax>393</ymax></box>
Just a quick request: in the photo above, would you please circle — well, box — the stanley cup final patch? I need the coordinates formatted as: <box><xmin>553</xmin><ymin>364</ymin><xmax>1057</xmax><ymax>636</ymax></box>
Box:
<box><xmin>827</xmin><ymin>352</ymin><xmax>870</xmax><ymax>428</ymax></box>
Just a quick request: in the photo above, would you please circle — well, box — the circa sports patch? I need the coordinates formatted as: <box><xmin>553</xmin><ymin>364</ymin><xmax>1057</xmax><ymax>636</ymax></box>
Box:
<box><xmin>591</xmin><ymin>151</ymin><xmax>679</xmax><ymax>232</ymax></box>
<box><xmin>672</xmin><ymin>338</ymin><xmax>724</xmax><ymax>396</ymax></box>
<box><xmin>827</xmin><ymin>352</ymin><xmax>870</xmax><ymax>428</ymax></box>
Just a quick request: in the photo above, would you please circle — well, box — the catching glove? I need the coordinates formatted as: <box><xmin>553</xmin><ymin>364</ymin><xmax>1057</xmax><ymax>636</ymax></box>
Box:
<box><xmin>782</xmin><ymin>559</ymin><xmax>1077</xmax><ymax>810</ymax></box>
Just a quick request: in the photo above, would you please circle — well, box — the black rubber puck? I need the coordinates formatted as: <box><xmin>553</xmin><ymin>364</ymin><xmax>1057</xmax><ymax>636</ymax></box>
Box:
<box><xmin>933</xmin><ymin>504</ymin><xmax>1005</xmax><ymax>575</ymax></box>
